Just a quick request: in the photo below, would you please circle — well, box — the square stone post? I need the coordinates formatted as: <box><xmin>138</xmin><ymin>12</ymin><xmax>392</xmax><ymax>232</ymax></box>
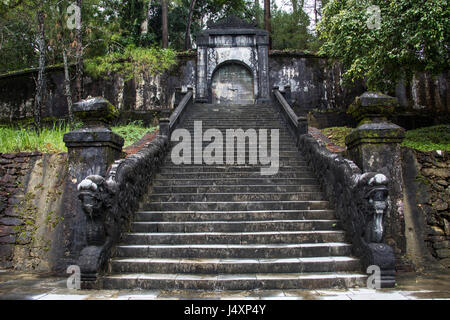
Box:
<box><xmin>345</xmin><ymin>92</ymin><xmax>407</xmax><ymax>260</ymax></box>
<box><xmin>63</xmin><ymin>97</ymin><xmax>124</xmax><ymax>182</ymax></box>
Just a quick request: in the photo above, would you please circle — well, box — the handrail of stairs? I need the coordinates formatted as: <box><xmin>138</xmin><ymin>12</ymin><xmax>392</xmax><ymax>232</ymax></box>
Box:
<box><xmin>160</xmin><ymin>88</ymin><xmax>193</xmax><ymax>137</ymax></box>
<box><xmin>297</xmin><ymin>134</ymin><xmax>396</xmax><ymax>288</ymax></box>
<box><xmin>274</xmin><ymin>85</ymin><xmax>395</xmax><ymax>287</ymax></box>
<box><xmin>75</xmin><ymin>88</ymin><xmax>194</xmax><ymax>288</ymax></box>
<box><xmin>272</xmin><ymin>87</ymin><xmax>307</xmax><ymax>145</ymax></box>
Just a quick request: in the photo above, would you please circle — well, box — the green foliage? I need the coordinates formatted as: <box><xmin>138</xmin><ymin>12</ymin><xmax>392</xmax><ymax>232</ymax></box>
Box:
<box><xmin>318</xmin><ymin>0</ymin><xmax>449</xmax><ymax>92</ymax></box>
<box><xmin>321</xmin><ymin>126</ymin><xmax>353</xmax><ymax>147</ymax></box>
<box><xmin>0</xmin><ymin>122</ymin><xmax>158</xmax><ymax>153</ymax></box>
<box><xmin>322</xmin><ymin>125</ymin><xmax>450</xmax><ymax>151</ymax></box>
<box><xmin>0</xmin><ymin>123</ymin><xmax>70</xmax><ymax>153</ymax></box>
<box><xmin>402</xmin><ymin>125</ymin><xmax>450</xmax><ymax>151</ymax></box>
<box><xmin>271</xmin><ymin>6</ymin><xmax>312</xmax><ymax>50</ymax></box>
<box><xmin>111</xmin><ymin>121</ymin><xmax>157</xmax><ymax>148</ymax></box>
<box><xmin>85</xmin><ymin>46</ymin><xmax>177</xmax><ymax>80</ymax></box>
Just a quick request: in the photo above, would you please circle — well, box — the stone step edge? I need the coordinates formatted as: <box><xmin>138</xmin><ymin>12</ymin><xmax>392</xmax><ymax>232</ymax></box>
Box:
<box><xmin>110</xmin><ymin>256</ymin><xmax>360</xmax><ymax>264</ymax></box>
<box><xmin>147</xmin><ymin>192</ymin><xmax>324</xmax><ymax>197</ymax></box>
<box><xmin>123</xmin><ymin>230</ymin><xmax>345</xmax><ymax>236</ymax></box>
<box><xmin>116</xmin><ymin>243</ymin><xmax>351</xmax><ymax>249</ymax></box>
<box><xmin>136</xmin><ymin>210</ymin><xmax>334</xmax><ymax>214</ymax></box>
<box><xmin>131</xmin><ymin>219</ymin><xmax>339</xmax><ymax>225</ymax></box>
<box><xmin>102</xmin><ymin>272</ymin><xmax>367</xmax><ymax>281</ymax></box>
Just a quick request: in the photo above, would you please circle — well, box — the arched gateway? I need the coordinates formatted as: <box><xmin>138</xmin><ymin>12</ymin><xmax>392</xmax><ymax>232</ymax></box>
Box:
<box><xmin>195</xmin><ymin>16</ymin><xmax>270</xmax><ymax>104</ymax></box>
<box><xmin>211</xmin><ymin>62</ymin><xmax>255</xmax><ymax>104</ymax></box>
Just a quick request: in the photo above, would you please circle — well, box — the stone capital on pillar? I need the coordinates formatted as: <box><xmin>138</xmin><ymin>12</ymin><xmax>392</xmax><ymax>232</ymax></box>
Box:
<box><xmin>63</xmin><ymin>97</ymin><xmax>124</xmax><ymax>181</ymax></box>
<box><xmin>345</xmin><ymin>92</ymin><xmax>405</xmax><ymax>172</ymax></box>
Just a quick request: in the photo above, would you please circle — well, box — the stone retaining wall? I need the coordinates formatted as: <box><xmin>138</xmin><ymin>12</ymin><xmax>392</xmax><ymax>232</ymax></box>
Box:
<box><xmin>0</xmin><ymin>152</ymin><xmax>68</xmax><ymax>271</ymax></box>
<box><xmin>0</xmin><ymin>152</ymin><xmax>41</xmax><ymax>268</ymax></box>
<box><xmin>413</xmin><ymin>150</ymin><xmax>450</xmax><ymax>266</ymax></box>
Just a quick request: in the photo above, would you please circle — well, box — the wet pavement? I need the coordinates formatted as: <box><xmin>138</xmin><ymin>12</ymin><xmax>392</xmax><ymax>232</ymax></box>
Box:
<box><xmin>0</xmin><ymin>269</ymin><xmax>449</xmax><ymax>300</ymax></box>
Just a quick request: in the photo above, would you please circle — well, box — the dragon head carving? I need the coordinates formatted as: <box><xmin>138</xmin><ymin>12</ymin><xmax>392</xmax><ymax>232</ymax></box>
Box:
<box><xmin>361</xmin><ymin>173</ymin><xmax>389</xmax><ymax>243</ymax></box>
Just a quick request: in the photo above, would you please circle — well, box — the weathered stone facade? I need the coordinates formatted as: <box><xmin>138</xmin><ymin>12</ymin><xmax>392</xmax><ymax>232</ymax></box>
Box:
<box><xmin>195</xmin><ymin>16</ymin><xmax>270</xmax><ymax>104</ymax></box>
<box><xmin>402</xmin><ymin>149</ymin><xmax>450</xmax><ymax>268</ymax></box>
<box><xmin>0</xmin><ymin>152</ymin><xmax>69</xmax><ymax>271</ymax></box>
<box><xmin>1</xmin><ymin>53</ymin><xmax>447</xmax><ymax>126</ymax></box>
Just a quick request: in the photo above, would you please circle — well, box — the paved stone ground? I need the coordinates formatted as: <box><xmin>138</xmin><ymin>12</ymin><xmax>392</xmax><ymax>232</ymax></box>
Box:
<box><xmin>0</xmin><ymin>269</ymin><xmax>449</xmax><ymax>300</ymax></box>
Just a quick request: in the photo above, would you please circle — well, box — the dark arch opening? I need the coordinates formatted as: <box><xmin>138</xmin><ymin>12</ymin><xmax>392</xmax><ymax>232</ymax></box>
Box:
<box><xmin>211</xmin><ymin>61</ymin><xmax>255</xmax><ymax>105</ymax></box>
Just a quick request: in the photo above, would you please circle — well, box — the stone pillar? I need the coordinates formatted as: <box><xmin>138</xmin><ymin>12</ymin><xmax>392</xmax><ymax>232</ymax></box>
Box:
<box><xmin>159</xmin><ymin>112</ymin><xmax>170</xmax><ymax>137</ymax></box>
<box><xmin>63</xmin><ymin>97</ymin><xmax>124</xmax><ymax>182</ymax></box>
<box><xmin>196</xmin><ymin>46</ymin><xmax>208</xmax><ymax>103</ymax></box>
<box><xmin>257</xmin><ymin>38</ymin><xmax>270</xmax><ymax>103</ymax></box>
<box><xmin>345</xmin><ymin>92</ymin><xmax>407</xmax><ymax>261</ymax></box>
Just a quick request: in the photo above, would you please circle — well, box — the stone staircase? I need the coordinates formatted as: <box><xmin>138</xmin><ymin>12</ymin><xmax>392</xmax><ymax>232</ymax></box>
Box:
<box><xmin>101</xmin><ymin>104</ymin><xmax>367</xmax><ymax>290</ymax></box>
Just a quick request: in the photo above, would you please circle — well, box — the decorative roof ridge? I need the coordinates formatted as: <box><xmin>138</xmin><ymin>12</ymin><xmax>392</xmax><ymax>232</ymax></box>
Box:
<box><xmin>206</xmin><ymin>15</ymin><xmax>257</xmax><ymax>30</ymax></box>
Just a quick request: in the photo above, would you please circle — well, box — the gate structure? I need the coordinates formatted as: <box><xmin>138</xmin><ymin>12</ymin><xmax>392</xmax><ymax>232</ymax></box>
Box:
<box><xmin>195</xmin><ymin>16</ymin><xmax>270</xmax><ymax>104</ymax></box>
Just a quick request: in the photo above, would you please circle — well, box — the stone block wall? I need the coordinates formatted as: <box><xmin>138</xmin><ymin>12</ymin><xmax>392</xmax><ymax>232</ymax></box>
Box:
<box><xmin>0</xmin><ymin>152</ymin><xmax>42</xmax><ymax>268</ymax></box>
<box><xmin>0</xmin><ymin>152</ymin><xmax>68</xmax><ymax>271</ymax></box>
<box><xmin>1</xmin><ymin>52</ymin><xmax>448</xmax><ymax>126</ymax></box>
<box><xmin>0</xmin><ymin>53</ymin><xmax>197</xmax><ymax>125</ymax></box>
<box><xmin>414</xmin><ymin>150</ymin><xmax>450</xmax><ymax>266</ymax></box>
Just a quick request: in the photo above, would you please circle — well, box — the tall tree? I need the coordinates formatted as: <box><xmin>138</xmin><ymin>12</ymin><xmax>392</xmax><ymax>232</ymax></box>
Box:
<box><xmin>318</xmin><ymin>0</ymin><xmax>449</xmax><ymax>92</ymax></box>
<box><xmin>57</xmin><ymin>2</ymin><xmax>74</xmax><ymax>125</ymax></box>
<box><xmin>75</xmin><ymin>0</ymin><xmax>84</xmax><ymax>101</ymax></box>
<box><xmin>161</xmin><ymin>0</ymin><xmax>168</xmax><ymax>48</ymax></box>
<box><xmin>264</xmin><ymin>0</ymin><xmax>271</xmax><ymax>49</ymax></box>
<box><xmin>184</xmin><ymin>0</ymin><xmax>197</xmax><ymax>50</ymax></box>
<box><xmin>34</xmin><ymin>5</ymin><xmax>46</xmax><ymax>134</ymax></box>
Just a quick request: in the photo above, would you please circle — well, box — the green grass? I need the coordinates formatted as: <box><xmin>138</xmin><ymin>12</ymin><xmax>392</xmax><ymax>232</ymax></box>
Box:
<box><xmin>401</xmin><ymin>125</ymin><xmax>450</xmax><ymax>151</ymax></box>
<box><xmin>0</xmin><ymin>121</ymin><xmax>158</xmax><ymax>153</ymax></box>
<box><xmin>111</xmin><ymin>121</ymin><xmax>158</xmax><ymax>148</ymax></box>
<box><xmin>321</xmin><ymin>126</ymin><xmax>353</xmax><ymax>147</ymax></box>
<box><xmin>321</xmin><ymin>125</ymin><xmax>450</xmax><ymax>151</ymax></box>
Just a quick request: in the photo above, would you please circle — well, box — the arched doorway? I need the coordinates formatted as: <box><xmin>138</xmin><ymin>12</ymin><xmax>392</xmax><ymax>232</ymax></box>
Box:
<box><xmin>211</xmin><ymin>62</ymin><xmax>255</xmax><ymax>104</ymax></box>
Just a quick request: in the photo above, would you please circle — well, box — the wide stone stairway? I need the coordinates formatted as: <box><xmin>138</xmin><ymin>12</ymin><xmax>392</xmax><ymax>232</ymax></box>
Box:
<box><xmin>102</xmin><ymin>104</ymin><xmax>367</xmax><ymax>290</ymax></box>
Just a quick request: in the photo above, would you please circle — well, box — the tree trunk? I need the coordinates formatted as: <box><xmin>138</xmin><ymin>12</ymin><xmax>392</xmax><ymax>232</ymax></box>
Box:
<box><xmin>184</xmin><ymin>0</ymin><xmax>196</xmax><ymax>50</ymax></box>
<box><xmin>75</xmin><ymin>0</ymin><xmax>83</xmax><ymax>101</ymax></box>
<box><xmin>63</xmin><ymin>49</ymin><xmax>74</xmax><ymax>125</ymax></box>
<box><xmin>161</xmin><ymin>0</ymin><xmax>168</xmax><ymax>48</ymax></box>
<box><xmin>314</xmin><ymin>0</ymin><xmax>318</xmax><ymax>26</ymax></box>
<box><xmin>34</xmin><ymin>9</ymin><xmax>45</xmax><ymax>134</ymax></box>
<box><xmin>264</xmin><ymin>0</ymin><xmax>271</xmax><ymax>49</ymax></box>
<box><xmin>58</xmin><ymin>3</ymin><xmax>74</xmax><ymax>125</ymax></box>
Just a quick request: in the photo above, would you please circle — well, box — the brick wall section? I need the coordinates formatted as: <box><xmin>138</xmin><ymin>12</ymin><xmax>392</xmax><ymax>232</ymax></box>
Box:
<box><xmin>414</xmin><ymin>150</ymin><xmax>450</xmax><ymax>267</ymax></box>
<box><xmin>0</xmin><ymin>152</ymin><xmax>41</xmax><ymax>268</ymax></box>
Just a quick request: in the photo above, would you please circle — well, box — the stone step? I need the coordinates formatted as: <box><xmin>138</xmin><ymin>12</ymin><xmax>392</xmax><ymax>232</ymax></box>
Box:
<box><xmin>154</xmin><ymin>172</ymin><xmax>317</xmax><ymax>180</ymax></box>
<box><xmin>149</xmin><ymin>184</ymin><xmax>321</xmax><ymax>194</ymax></box>
<box><xmin>162</xmin><ymin>159</ymin><xmax>308</xmax><ymax>166</ymax></box>
<box><xmin>102</xmin><ymin>272</ymin><xmax>366</xmax><ymax>290</ymax></box>
<box><xmin>142</xmin><ymin>200</ymin><xmax>330</xmax><ymax>211</ymax></box>
<box><xmin>170</xmin><ymin>134</ymin><xmax>295</xmax><ymax>141</ymax></box>
<box><xmin>146</xmin><ymin>192</ymin><xmax>325</xmax><ymax>202</ymax></box>
<box><xmin>178</xmin><ymin>127</ymin><xmax>291</xmax><ymax>133</ymax></box>
<box><xmin>151</xmin><ymin>178</ymin><xmax>319</xmax><ymax>186</ymax></box>
<box><xmin>168</xmin><ymin>143</ymin><xmax>299</xmax><ymax>150</ymax></box>
<box><xmin>134</xmin><ymin>210</ymin><xmax>336</xmax><ymax>222</ymax></box>
<box><xmin>182</xmin><ymin>118</ymin><xmax>283</xmax><ymax>122</ymax></box>
<box><xmin>114</xmin><ymin>243</ymin><xmax>352</xmax><ymax>259</ymax></box>
<box><xmin>159</xmin><ymin>165</ymin><xmax>310</xmax><ymax>173</ymax></box>
<box><xmin>109</xmin><ymin>256</ymin><xmax>361</xmax><ymax>274</ymax></box>
<box><xmin>130</xmin><ymin>219</ymin><xmax>339</xmax><ymax>233</ymax></box>
<box><xmin>121</xmin><ymin>230</ymin><xmax>346</xmax><ymax>245</ymax></box>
